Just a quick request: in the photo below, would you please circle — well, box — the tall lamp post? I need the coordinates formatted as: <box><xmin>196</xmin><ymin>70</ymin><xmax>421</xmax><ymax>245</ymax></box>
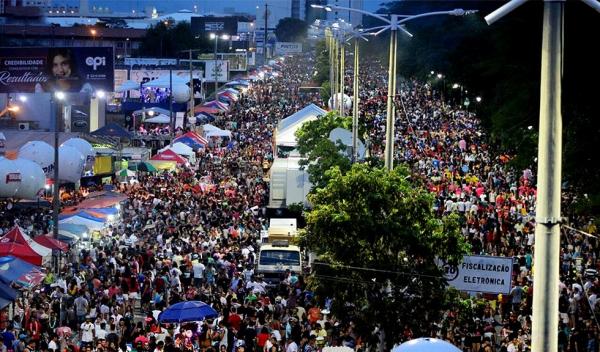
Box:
<box><xmin>484</xmin><ymin>0</ymin><xmax>599</xmax><ymax>351</ymax></box>
<box><xmin>52</xmin><ymin>91</ymin><xmax>65</xmax><ymax>273</ymax></box>
<box><xmin>312</xmin><ymin>4</ymin><xmax>477</xmax><ymax>170</ymax></box>
<box><xmin>210</xmin><ymin>33</ymin><xmax>230</xmax><ymax>94</ymax></box>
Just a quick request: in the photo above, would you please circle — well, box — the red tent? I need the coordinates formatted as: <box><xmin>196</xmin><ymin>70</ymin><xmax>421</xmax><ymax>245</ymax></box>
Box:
<box><xmin>150</xmin><ymin>149</ymin><xmax>188</xmax><ymax>165</ymax></box>
<box><xmin>194</xmin><ymin>106</ymin><xmax>221</xmax><ymax>114</ymax></box>
<box><xmin>178</xmin><ymin>131</ymin><xmax>208</xmax><ymax>145</ymax></box>
<box><xmin>0</xmin><ymin>228</ymin><xmax>43</xmax><ymax>266</ymax></box>
<box><xmin>34</xmin><ymin>235</ymin><xmax>69</xmax><ymax>252</ymax></box>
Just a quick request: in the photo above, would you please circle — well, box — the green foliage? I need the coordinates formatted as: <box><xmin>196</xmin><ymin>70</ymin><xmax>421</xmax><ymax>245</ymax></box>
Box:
<box><xmin>319</xmin><ymin>81</ymin><xmax>331</xmax><ymax>102</ymax></box>
<box><xmin>274</xmin><ymin>17</ymin><xmax>309</xmax><ymax>43</ymax></box>
<box><xmin>314</xmin><ymin>40</ymin><xmax>330</xmax><ymax>85</ymax></box>
<box><xmin>139</xmin><ymin>21</ymin><xmax>212</xmax><ymax>58</ymax></box>
<box><xmin>295</xmin><ymin>112</ymin><xmax>352</xmax><ymax>189</ymax></box>
<box><xmin>303</xmin><ymin>164</ymin><xmax>470</xmax><ymax>347</ymax></box>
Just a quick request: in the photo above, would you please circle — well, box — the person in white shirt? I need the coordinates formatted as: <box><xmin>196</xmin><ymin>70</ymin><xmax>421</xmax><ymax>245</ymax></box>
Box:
<box><xmin>80</xmin><ymin>317</ymin><xmax>95</xmax><ymax>346</ymax></box>
<box><xmin>286</xmin><ymin>339</ymin><xmax>299</xmax><ymax>352</ymax></box>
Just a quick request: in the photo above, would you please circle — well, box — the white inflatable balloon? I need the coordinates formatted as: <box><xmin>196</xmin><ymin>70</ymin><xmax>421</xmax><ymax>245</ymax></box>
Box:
<box><xmin>62</xmin><ymin>138</ymin><xmax>95</xmax><ymax>171</ymax></box>
<box><xmin>14</xmin><ymin>158</ymin><xmax>46</xmax><ymax>199</ymax></box>
<box><xmin>392</xmin><ymin>338</ymin><xmax>461</xmax><ymax>352</ymax></box>
<box><xmin>58</xmin><ymin>145</ymin><xmax>85</xmax><ymax>183</ymax></box>
<box><xmin>18</xmin><ymin>141</ymin><xmax>55</xmax><ymax>177</ymax></box>
<box><xmin>328</xmin><ymin>93</ymin><xmax>352</xmax><ymax>111</ymax></box>
<box><xmin>0</xmin><ymin>157</ymin><xmax>21</xmax><ymax>198</ymax></box>
<box><xmin>172</xmin><ymin>84</ymin><xmax>191</xmax><ymax>103</ymax></box>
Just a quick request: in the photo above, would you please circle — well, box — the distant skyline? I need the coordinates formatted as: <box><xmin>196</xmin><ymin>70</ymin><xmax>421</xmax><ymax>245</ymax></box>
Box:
<box><xmin>50</xmin><ymin>0</ymin><xmax>384</xmax><ymax>15</ymax></box>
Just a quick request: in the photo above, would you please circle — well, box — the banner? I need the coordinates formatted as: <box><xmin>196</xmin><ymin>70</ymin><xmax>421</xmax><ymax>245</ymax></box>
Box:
<box><xmin>275</xmin><ymin>42</ymin><xmax>303</xmax><ymax>55</ymax></box>
<box><xmin>191</xmin><ymin>17</ymin><xmax>238</xmax><ymax>36</ymax></box>
<box><xmin>0</xmin><ymin>47</ymin><xmax>114</xmax><ymax>93</ymax></box>
<box><xmin>204</xmin><ymin>60</ymin><xmax>229</xmax><ymax>82</ymax></box>
<box><xmin>221</xmin><ymin>53</ymin><xmax>247</xmax><ymax>72</ymax></box>
<box><xmin>129</xmin><ymin>69</ymin><xmax>203</xmax><ymax>98</ymax></box>
<box><xmin>113</xmin><ymin>69</ymin><xmax>128</xmax><ymax>98</ymax></box>
<box><xmin>124</xmin><ymin>57</ymin><xmax>177</xmax><ymax>66</ymax></box>
<box><xmin>440</xmin><ymin>255</ymin><xmax>513</xmax><ymax>294</ymax></box>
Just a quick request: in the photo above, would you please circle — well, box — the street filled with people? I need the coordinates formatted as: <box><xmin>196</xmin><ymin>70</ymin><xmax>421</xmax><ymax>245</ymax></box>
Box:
<box><xmin>0</xmin><ymin>49</ymin><xmax>598</xmax><ymax>352</ymax></box>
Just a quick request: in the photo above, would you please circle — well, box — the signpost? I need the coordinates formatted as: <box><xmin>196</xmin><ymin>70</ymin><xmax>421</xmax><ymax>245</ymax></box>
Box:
<box><xmin>440</xmin><ymin>255</ymin><xmax>513</xmax><ymax>294</ymax></box>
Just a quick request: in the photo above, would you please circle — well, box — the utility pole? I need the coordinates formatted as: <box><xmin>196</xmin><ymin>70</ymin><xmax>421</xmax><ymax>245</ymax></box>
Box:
<box><xmin>352</xmin><ymin>38</ymin><xmax>359</xmax><ymax>162</ymax></box>
<box><xmin>263</xmin><ymin>3</ymin><xmax>268</xmax><ymax>65</ymax></box>
<box><xmin>189</xmin><ymin>49</ymin><xmax>194</xmax><ymax>126</ymax></box>
<box><xmin>339</xmin><ymin>39</ymin><xmax>345</xmax><ymax>117</ymax></box>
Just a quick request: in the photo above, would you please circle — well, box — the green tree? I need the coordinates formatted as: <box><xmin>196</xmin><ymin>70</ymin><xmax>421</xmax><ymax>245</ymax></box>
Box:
<box><xmin>139</xmin><ymin>20</ymin><xmax>212</xmax><ymax>58</ymax></box>
<box><xmin>275</xmin><ymin>17</ymin><xmax>309</xmax><ymax>42</ymax></box>
<box><xmin>295</xmin><ymin>112</ymin><xmax>352</xmax><ymax>189</ymax></box>
<box><xmin>302</xmin><ymin>164</ymin><xmax>470</xmax><ymax>348</ymax></box>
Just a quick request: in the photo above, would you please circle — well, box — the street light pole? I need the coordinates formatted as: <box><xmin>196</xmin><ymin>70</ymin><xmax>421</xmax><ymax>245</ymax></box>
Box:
<box><xmin>384</xmin><ymin>25</ymin><xmax>397</xmax><ymax>170</ymax></box>
<box><xmin>352</xmin><ymin>37</ymin><xmax>359</xmax><ymax>162</ymax></box>
<box><xmin>339</xmin><ymin>38</ymin><xmax>345</xmax><ymax>117</ymax></box>
<box><xmin>312</xmin><ymin>4</ymin><xmax>476</xmax><ymax>171</ymax></box>
<box><xmin>214</xmin><ymin>34</ymin><xmax>219</xmax><ymax>93</ymax></box>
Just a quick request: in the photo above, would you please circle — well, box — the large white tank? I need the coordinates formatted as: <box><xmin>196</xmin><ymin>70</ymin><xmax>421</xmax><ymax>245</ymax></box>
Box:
<box><xmin>62</xmin><ymin>138</ymin><xmax>95</xmax><ymax>171</ymax></box>
<box><xmin>58</xmin><ymin>145</ymin><xmax>85</xmax><ymax>183</ymax></box>
<box><xmin>172</xmin><ymin>84</ymin><xmax>191</xmax><ymax>103</ymax></box>
<box><xmin>0</xmin><ymin>157</ymin><xmax>21</xmax><ymax>198</ymax></box>
<box><xmin>14</xmin><ymin>158</ymin><xmax>46</xmax><ymax>199</ymax></box>
<box><xmin>18</xmin><ymin>141</ymin><xmax>55</xmax><ymax>177</ymax></box>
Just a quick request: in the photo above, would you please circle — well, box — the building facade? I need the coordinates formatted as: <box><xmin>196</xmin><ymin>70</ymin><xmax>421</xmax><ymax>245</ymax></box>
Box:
<box><xmin>326</xmin><ymin>0</ymin><xmax>363</xmax><ymax>28</ymax></box>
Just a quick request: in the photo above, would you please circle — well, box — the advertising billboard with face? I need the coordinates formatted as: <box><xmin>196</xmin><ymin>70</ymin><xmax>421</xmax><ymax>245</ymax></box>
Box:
<box><xmin>0</xmin><ymin>47</ymin><xmax>114</xmax><ymax>93</ymax></box>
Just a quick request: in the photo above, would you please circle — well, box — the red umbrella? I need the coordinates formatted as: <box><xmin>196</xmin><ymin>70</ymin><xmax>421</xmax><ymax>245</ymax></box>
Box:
<box><xmin>135</xmin><ymin>335</ymin><xmax>149</xmax><ymax>344</ymax></box>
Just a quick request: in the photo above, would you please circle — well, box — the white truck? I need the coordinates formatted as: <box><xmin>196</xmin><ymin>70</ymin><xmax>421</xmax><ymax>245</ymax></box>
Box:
<box><xmin>256</xmin><ymin>218</ymin><xmax>302</xmax><ymax>285</ymax></box>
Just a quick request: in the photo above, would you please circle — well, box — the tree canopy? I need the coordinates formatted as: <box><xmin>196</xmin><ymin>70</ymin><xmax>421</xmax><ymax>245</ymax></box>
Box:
<box><xmin>302</xmin><ymin>164</ymin><xmax>470</xmax><ymax>348</ymax></box>
<box><xmin>138</xmin><ymin>21</ymin><xmax>212</xmax><ymax>58</ymax></box>
<box><xmin>295</xmin><ymin>112</ymin><xmax>353</xmax><ymax>189</ymax></box>
<box><xmin>275</xmin><ymin>17</ymin><xmax>309</xmax><ymax>43</ymax></box>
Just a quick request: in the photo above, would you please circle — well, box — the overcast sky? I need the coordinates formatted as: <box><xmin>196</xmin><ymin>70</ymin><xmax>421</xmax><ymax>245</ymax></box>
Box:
<box><xmin>52</xmin><ymin>0</ymin><xmax>384</xmax><ymax>15</ymax></box>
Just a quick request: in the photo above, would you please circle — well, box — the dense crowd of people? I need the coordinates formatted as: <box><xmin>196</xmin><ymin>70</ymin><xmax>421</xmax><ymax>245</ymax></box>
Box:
<box><xmin>0</xmin><ymin>48</ymin><xmax>598</xmax><ymax>352</ymax></box>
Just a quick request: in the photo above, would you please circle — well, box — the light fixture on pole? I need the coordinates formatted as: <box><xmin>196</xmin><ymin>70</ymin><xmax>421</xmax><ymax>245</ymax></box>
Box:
<box><xmin>484</xmin><ymin>1</ymin><xmax>599</xmax><ymax>351</ymax></box>
<box><xmin>312</xmin><ymin>4</ymin><xmax>477</xmax><ymax>171</ymax></box>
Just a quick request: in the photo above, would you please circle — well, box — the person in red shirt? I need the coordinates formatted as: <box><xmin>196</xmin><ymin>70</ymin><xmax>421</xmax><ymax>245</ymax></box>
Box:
<box><xmin>228</xmin><ymin>307</ymin><xmax>242</xmax><ymax>331</ymax></box>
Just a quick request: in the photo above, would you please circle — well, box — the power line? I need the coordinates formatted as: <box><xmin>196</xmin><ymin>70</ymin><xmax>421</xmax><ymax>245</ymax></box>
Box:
<box><xmin>312</xmin><ymin>261</ymin><xmax>445</xmax><ymax>280</ymax></box>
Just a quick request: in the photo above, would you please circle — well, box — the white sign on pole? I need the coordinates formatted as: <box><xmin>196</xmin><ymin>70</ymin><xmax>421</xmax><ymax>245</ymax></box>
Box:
<box><xmin>203</xmin><ymin>60</ymin><xmax>229</xmax><ymax>83</ymax></box>
<box><xmin>440</xmin><ymin>255</ymin><xmax>513</xmax><ymax>294</ymax></box>
<box><xmin>275</xmin><ymin>42</ymin><xmax>303</xmax><ymax>55</ymax></box>
<box><xmin>113</xmin><ymin>69</ymin><xmax>128</xmax><ymax>98</ymax></box>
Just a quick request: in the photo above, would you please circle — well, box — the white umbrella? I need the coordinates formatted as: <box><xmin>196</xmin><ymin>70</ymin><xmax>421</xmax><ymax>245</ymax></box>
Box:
<box><xmin>115</xmin><ymin>80</ymin><xmax>140</xmax><ymax>92</ymax></box>
<box><xmin>142</xmin><ymin>74</ymin><xmax>188</xmax><ymax>88</ymax></box>
<box><xmin>144</xmin><ymin>114</ymin><xmax>171</xmax><ymax>124</ymax></box>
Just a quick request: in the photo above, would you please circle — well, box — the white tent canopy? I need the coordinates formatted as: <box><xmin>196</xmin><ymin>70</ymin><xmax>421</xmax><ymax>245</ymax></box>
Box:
<box><xmin>206</xmin><ymin>129</ymin><xmax>231</xmax><ymax>138</ymax></box>
<box><xmin>142</xmin><ymin>74</ymin><xmax>189</xmax><ymax>88</ymax></box>
<box><xmin>276</xmin><ymin>104</ymin><xmax>327</xmax><ymax>147</ymax></box>
<box><xmin>159</xmin><ymin>142</ymin><xmax>194</xmax><ymax>157</ymax></box>
<box><xmin>144</xmin><ymin>114</ymin><xmax>171</xmax><ymax>124</ymax></box>
<box><xmin>202</xmin><ymin>124</ymin><xmax>221</xmax><ymax>132</ymax></box>
<box><xmin>133</xmin><ymin>107</ymin><xmax>171</xmax><ymax>116</ymax></box>
<box><xmin>59</xmin><ymin>215</ymin><xmax>105</xmax><ymax>231</ymax></box>
<box><xmin>115</xmin><ymin>80</ymin><xmax>140</xmax><ymax>92</ymax></box>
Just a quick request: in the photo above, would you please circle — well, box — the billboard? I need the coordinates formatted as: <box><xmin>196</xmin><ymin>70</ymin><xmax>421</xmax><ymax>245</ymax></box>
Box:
<box><xmin>439</xmin><ymin>255</ymin><xmax>513</xmax><ymax>294</ymax></box>
<box><xmin>113</xmin><ymin>69</ymin><xmax>128</xmax><ymax>98</ymax></box>
<box><xmin>191</xmin><ymin>16</ymin><xmax>238</xmax><ymax>36</ymax></box>
<box><xmin>0</xmin><ymin>47</ymin><xmax>114</xmax><ymax>93</ymax></box>
<box><xmin>124</xmin><ymin>57</ymin><xmax>177</xmax><ymax>66</ymax></box>
<box><xmin>275</xmin><ymin>42</ymin><xmax>303</xmax><ymax>55</ymax></box>
<box><xmin>128</xmin><ymin>69</ymin><xmax>203</xmax><ymax>98</ymax></box>
<box><xmin>221</xmin><ymin>53</ymin><xmax>247</xmax><ymax>72</ymax></box>
<box><xmin>204</xmin><ymin>60</ymin><xmax>229</xmax><ymax>83</ymax></box>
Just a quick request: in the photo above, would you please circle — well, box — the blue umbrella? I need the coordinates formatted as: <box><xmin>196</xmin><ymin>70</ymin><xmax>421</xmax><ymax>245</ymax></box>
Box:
<box><xmin>158</xmin><ymin>301</ymin><xmax>218</xmax><ymax>323</ymax></box>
